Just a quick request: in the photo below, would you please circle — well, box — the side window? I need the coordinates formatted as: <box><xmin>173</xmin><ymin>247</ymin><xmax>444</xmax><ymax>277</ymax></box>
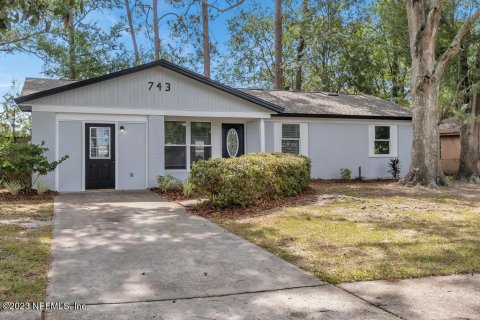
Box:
<box><xmin>281</xmin><ymin>123</ymin><xmax>300</xmax><ymax>154</ymax></box>
<box><xmin>369</xmin><ymin>125</ymin><xmax>397</xmax><ymax>157</ymax></box>
<box><xmin>374</xmin><ymin>126</ymin><xmax>390</xmax><ymax>155</ymax></box>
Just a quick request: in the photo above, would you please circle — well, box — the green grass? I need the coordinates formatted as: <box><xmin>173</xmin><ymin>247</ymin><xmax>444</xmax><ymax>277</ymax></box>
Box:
<box><xmin>213</xmin><ymin>182</ymin><xmax>480</xmax><ymax>283</ymax></box>
<box><xmin>0</xmin><ymin>199</ymin><xmax>53</xmax><ymax>302</ymax></box>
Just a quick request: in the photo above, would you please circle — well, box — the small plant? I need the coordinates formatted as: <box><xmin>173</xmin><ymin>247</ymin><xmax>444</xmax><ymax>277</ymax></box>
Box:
<box><xmin>156</xmin><ymin>175</ymin><xmax>174</xmax><ymax>192</ymax></box>
<box><xmin>388</xmin><ymin>158</ymin><xmax>401</xmax><ymax>180</ymax></box>
<box><xmin>182</xmin><ymin>179</ymin><xmax>195</xmax><ymax>197</ymax></box>
<box><xmin>35</xmin><ymin>179</ymin><xmax>49</xmax><ymax>195</ymax></box>
<box><xmin>340</xmin><ymin>168</ymin><xmax>352</xmax><ymax>180</ymax></box>
<box><xmin>3</xmin><ymin>180</ymin><xmax>22</xmax><ymax>196</ymax></box>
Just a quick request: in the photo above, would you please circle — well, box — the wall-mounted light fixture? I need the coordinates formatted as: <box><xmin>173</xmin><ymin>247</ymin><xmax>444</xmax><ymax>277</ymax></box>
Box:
<box><xmin>120</xmin><ymin>125</ymin><xmax>125</xmax><ymax>133</ymax></box>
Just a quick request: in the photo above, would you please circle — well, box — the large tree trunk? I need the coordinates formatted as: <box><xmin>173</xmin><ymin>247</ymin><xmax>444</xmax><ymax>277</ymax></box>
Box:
<box><xmin>404</xmin><ymin>80</ymin><xmax>447</xmax><ymax>186</ymax></box>
<box><xmin>274</xmin><ymin>0</ymin><xmax>282</xmax><ymax>89</ymax></box>
<box><xmin>402</xmin><ymin>1</ymin><xmax>480</xmax><ymax>187</ymax></box>
<box><xmin>153</xmin><ymin>0</ymin><xmax>160</xmax><ymax>60</ymax></box>
<box><xmin>458</xmin><ymin>93</ymin><xmax>480</xmax><ymax>178</ymax></box>
<box><xmin>125</xmin><ymin>0</ymin><xmax>140</xmax><ymax>65</ymax></box>
<box><xmin>294</xmin><ymin>0</ymin><xmax>308</xmax><ymax>91</ymax></box>
<box><xmin>63</xmin><ymin>10</ymin><xmax>76</xmax><ymax>79</ymax></box>
<box><xmin>202</xmin><ymin>1</ymin><xmax>210</xmax><ymax>78</ymax></box>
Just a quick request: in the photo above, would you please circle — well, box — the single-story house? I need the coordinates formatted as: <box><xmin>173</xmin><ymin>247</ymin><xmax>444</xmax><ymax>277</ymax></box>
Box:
<box><xmin>15</xmin><ymin>60</ymin><xmax>413</xmax><ymax>192</ymax></box>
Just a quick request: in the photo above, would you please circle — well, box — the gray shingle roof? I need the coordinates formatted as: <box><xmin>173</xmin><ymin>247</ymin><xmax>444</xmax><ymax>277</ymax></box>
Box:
<box><xmin>19</xmin><ymin>77</ymin><xmax>411</xmax><ymax>119</ymax></box>
<box><xmin>20</xmin><ymin>77</ymin><xmax>77</xmax><ymax>97</ymax></box>
<box><xmin>242</xmin><ymin>89</ymin><xmax>411</xmax><ymax>118</ymax></box>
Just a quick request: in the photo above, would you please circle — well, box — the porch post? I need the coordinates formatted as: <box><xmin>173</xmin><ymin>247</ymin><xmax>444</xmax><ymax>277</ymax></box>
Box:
<box><xmin>260</xmin><ymin>118</ymin><xmax>266</xmax><ymax>152</ymax></box>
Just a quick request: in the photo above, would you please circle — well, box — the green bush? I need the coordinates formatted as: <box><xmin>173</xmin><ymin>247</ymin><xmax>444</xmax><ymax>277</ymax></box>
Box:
<box><xmin>189</xmin><ymin>153</ymin><xmax>311</xmax><ymax>208</ymax></box>
<box><xmin>3</xmin><ymin>180</ymin><xmax>22</xmax><ymax>196</ymax></box>
<box><xmin>35</xmin><ymin>179</ymin><xmax>49</xmax><ymax>194</ymax></box>
<box><xmin>182</xmin><ymin>179</ymin><xmax>195</xmax><ymax>197</ymax></box>
<box><xmin>156</xmin><ymin>175</ymin><xmax>173</xmax><ymax>192</ymax></box>
<box><xmin>340</xmin><ymin>168</ymin><xmax>352</xmax><ymax>180</ymax></box>
<box><xmin>0</xmin><ymin>141</ymin><xmax>68</xmax><ymax>190</ymax></box>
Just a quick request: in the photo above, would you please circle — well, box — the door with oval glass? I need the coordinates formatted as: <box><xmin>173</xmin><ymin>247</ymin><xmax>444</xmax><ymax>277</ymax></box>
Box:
<box><xmin>222</xmin><ymin>123</ymin><xmax>244</xmax><ymax>158</ymax></box>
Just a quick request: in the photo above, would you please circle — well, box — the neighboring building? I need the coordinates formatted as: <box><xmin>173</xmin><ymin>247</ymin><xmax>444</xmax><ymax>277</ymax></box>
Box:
<box><xmin>439</xmin><ymin>118</ymin><xmax>461</xmax><ymax>175</ymax></box>
<box><xmin>15</xmin><ymin>60</ymin><xmax>413</xmax><ymax>192</ymax></box>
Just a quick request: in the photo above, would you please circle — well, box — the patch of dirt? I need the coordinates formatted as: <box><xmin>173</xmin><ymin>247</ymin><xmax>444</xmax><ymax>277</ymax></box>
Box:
<box><xmin>0</xmin><ymin>189</ymin><xmax>57</xmax><ymax>202</ymax></box>
<box><xmin>311</xmin><ymin>179</ymin><xmax>397</xmax><ymax>185</ymax></box>
<box><xmin>149</xmin><ymin>188</ymin><xmax>196</xmax><ymax>202</ymax></box>
<box><xmin>189</xmin><ymin>188</ymin><xmax>318</xmax><ymax>219</ymax></box>
<box><xmin>0</xmin><ymin>218</ymin><xmax>51</xmax><ymax>229</ymax></box>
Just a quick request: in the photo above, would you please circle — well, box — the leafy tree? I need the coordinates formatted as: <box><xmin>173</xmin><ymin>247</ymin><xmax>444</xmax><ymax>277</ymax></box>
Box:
<box><xmin>0</xmin><ymin>80</ymin><xmax>30</xmax><ymax>141</ymax></box>
<box><xmin>402</xmin><ymin>0</ymin><xmax>480</xmax><ymax>187</ymax></box>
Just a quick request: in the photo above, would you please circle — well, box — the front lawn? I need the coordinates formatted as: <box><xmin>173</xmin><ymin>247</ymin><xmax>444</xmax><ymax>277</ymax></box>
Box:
<box><xmin>211</xmin><ymin>181</ymin><xmax>480</xmax><ymax>283</ymax></box>
<box><xmin>0</xmin><ymin>196</ymin><xmax>54</xmax><ymax>303</ymax></box>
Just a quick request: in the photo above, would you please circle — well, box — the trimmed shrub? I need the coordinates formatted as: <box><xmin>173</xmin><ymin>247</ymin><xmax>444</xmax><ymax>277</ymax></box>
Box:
<box><xmin>189</xmin><ymin>153</ymin><xmax>311</xmax><ymax>208</ymax></box>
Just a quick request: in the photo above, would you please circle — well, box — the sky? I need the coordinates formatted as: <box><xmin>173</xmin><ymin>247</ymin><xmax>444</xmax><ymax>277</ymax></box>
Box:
<box><xmin>0</xmin><ymin>1</ymin><xmax>255</xmax><ymax>97</ymax></box>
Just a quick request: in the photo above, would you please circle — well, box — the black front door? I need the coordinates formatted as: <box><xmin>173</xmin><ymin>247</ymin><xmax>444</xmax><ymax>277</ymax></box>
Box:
<box><xmin>222</xmin><ymin>123</ymin><xmax>245</xmax><ymax>158</ymax></box>
<box><xmin>85</xmin><ymin>123</ymin><xmax>115</xmax><ymax>189</ymax></box>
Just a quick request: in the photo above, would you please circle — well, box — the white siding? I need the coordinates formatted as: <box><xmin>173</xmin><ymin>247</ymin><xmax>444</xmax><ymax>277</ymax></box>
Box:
<box><xmin>32</xmin><ymin>111</ymin><xmax>56</xmax><ymax>190</ymax></box>
<box><xmin>58</xmin><ymin>121</ymin><xmax>82</xmax><ymax>192</ymax></box>
<box><xmin>148</xmin><ymin>115</ymin><xmax>164</xmax><ymax>187</ymax></box>
<box><xmin>29</xmin><ymin>66</ymin><xmax>271</xmax><ymax>116</ymax></box>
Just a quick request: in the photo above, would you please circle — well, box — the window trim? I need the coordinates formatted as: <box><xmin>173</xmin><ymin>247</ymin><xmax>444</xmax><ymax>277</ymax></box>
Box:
<box><xmin>281</xmin><ymin>123</ymin><xmax>301</xmax><ymax>155</ymax></box>
<box><xmin>368</xmin><ymin>124</ymin><xmax>398</xmax><ymax>157</ymax></box>
<box><xmin>165</xmin><ymin>121</ymin><xmax>212</xmax><ymax>171</ymax></box>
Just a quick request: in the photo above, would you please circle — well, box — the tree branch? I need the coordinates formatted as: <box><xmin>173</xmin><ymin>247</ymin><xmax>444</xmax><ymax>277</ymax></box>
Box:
<box><xmin>435</xmin><ymin>8</ymin><xmax>480</xmax><ymax>77</ymax></box>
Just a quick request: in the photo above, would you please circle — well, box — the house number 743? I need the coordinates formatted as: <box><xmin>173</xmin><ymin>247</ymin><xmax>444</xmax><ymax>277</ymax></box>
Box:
<box><xmin>148</xmin><ymin>82</ymin><xmax>171</xmax><ymax>91</ymax></box>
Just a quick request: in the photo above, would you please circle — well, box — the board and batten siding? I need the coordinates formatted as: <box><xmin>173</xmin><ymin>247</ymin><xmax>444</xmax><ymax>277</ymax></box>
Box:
<box><xmin>27</xmin><ymin>66</ymin><xmax>271</xmax><ymax>117</ymax></box>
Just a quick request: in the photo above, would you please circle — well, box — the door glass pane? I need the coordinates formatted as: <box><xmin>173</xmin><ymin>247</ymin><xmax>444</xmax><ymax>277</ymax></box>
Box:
<box><xmin>165</xmin><ymin>146</ymin><xmax>186</xmax><ymax>169</ymax></box>
<box><xmin>282</xmin><ymin>140</ymin><xmax>300</xmax><ymax>154</ymax></box>
<box><xmin>190</xmin><ymin>146</ymin><xmax>212</xmax><ymax>166</ymax></box>
<box><xmin>226</xmin><ymin>129</ymin><xmax>239</xmax><ymax>157</ymax></box>
<box><xmin>90</xmin><ymin>127</ymin><xmax>110</xmax><ymax>159</ymax></box>
<box><xmin>165</xmin><ymin>121</ymin><xmax>186</xmax><ymax>145</ymax></box>
<box><xmin>282</xmin><ymin>124</ymin><xmax>300</xmax><ymax>139</ymax></box>
<box><xmin>191</xmin><ymin>122</ymin><xmax>211</xmax><ymax>145</ymax></box>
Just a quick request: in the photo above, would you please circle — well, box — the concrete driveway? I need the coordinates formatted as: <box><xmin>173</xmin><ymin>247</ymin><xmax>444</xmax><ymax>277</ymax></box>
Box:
<box><xmin>45</xmin><ymin>190</ymin><xmax>396</xmax><ymax>320</ymax></box>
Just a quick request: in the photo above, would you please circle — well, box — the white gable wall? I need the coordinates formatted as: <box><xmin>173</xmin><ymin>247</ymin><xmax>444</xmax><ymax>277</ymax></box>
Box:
<box><xmin>27</xmin><ymin>66</ymin><xmax>272</xmax><ymax>118</ymax></box>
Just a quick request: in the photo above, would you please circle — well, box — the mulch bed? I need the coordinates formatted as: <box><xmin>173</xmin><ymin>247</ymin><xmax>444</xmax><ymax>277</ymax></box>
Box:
<box><xmin>149</xmin><ymin>188</ymin><xmax>196</xmax><ymax>202</ymax></box>
<box><xmin>188</xmin><ymin>187</ymin><xmax>318</xmax><ymax>219</ymax></box>
<box><xmin>0</xmin><ymin>189</ymin><xmax>57</xmax><ymax>202</ymax></box>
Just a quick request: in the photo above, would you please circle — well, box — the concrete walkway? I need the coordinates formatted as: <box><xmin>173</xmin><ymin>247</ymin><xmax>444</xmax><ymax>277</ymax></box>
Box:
<box><xmin>41</xmin><ymin>190</ymin><xmax>480</xmax><ymax>320</ymax></box>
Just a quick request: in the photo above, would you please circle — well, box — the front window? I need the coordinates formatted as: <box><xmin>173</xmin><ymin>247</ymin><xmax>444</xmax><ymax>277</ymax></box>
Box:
<box><xmin>374</xmin><ymin>126</ymin><xmax>390</xmax><ymax>155</ymax></box>
<box><xmin>281</xmin><ymin>123</ymin><xmax>300</xmax><ymax>154</ymax></box>
<box><xmin>165</xmin><ymin>121</ymin><xmax>186</xmax><ymax>169</ymax></box>
<box><xmin>165</xmin><ymin>121</ymin><xmax>212</xmax><ymax>170</ymax></box>
<box><xmin>190</xmin><ymin>122</ymin><xmax>212</xmax><ymax>166</ymax></box>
